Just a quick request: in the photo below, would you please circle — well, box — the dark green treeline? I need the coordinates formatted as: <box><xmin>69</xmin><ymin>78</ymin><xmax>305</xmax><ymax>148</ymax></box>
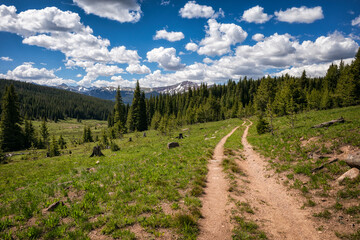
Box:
<box><xmin>0</xmin><ymin>79</ymin><xmax>114</xmax><ymax>121</ymax></box>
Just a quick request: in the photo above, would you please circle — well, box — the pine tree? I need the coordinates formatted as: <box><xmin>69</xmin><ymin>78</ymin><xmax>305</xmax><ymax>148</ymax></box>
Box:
<box><xmin>351</xmin><ymin>47</ymin><xmax>360</xmax><ymax>101</ymax></box>
<box><xmin>58</xmin><ymin>135</ymin><xmax>67</xmax><ymax>149</ymax></box>
<box><xmin>336</xmin><ymin>66</ymin><xmax>356</xmax><ymax>107</ymax></box>
<box><xmin>49</xmin><ymin>135</ymin><xmax>60</xmax><ymax>157</ymax></box>
<box><xmin>24</xmin><ymin>115</ymin><xmax>36</xmax><ymax>149</ymax></box>
<box><xmin>0</xmin><ymin>85</ymin><xmax>23</xmax><ymax>151</ymax></box>
<box><xmin>127</xmin><ymin>81</ymin><xmax>147</xmax><ymax>132</ymax></box>
<box><xmin>40</xmin><ymin>119</ymin><xmax>49</xmax><ymax>149</ymax></box>
<box><xmin>138</xmin><ymin>91</ymin><xmax>148</xmax><ymax>131</ymax></box>
<box><xmin>83</xmin><ymin>126</ymin><xmax>93</xmax><ymax>143</ymax></box>
<box><xmin>113</xmin><ymin>86</ymin><xmax>126</xmax><ymax>134</ymax></box>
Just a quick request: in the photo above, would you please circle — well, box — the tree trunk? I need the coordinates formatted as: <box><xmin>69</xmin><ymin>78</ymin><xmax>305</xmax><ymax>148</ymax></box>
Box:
<box><xmin>311</xmin><ymin>117</ymin><xmax>345</xmax><ymax>128</ymax></box>
<box><xmin>90</xmin><ymin>145</ymin><xmax>104</xmax><ymax>157</ymax></box>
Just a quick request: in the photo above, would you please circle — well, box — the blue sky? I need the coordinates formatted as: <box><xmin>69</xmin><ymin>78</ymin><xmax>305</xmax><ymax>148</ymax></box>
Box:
<box><xmin>0</xmin><ymin>0</ymin><xmax>359</xmax><ymax>88</ymax></box>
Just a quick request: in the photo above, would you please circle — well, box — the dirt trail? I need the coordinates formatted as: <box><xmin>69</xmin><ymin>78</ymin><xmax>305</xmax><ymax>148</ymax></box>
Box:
<box><xmin>198</xmin><ymin>127</ymin><xmax>239</xmax><ymax>240</ymax></box>
<box><xmin>238</xmin><ymin>120</ymin><xmax>331</xmax><ymax>240</ymax></box>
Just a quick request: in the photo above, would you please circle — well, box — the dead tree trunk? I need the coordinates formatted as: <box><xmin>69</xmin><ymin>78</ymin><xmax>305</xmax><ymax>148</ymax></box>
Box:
<box><xmin>90</xmin><ymin>145</ymin><xmax>104</xmax><ymax>157</ymax></box>
<box><xmin>311</xmin><ymin>117</ymin><xmax>345</xmax><ymax>128</ymax></box>
<box><xmin>311</xmin><ymin>158</ymin><xmax>338</xmax><ymax>173</ymax></box>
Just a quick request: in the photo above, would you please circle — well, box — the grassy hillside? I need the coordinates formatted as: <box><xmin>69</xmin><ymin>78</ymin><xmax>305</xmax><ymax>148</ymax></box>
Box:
<box><xmin>0</xmin><ymin>79</ymin><xmax>114</xmax><ymax>121</ymax></box>
<box><xmin>247</xmin><ymin>105</ymin><xmax>360</xmax><ymax>238</ymax></box>
<box><xmin>0</xmin><ymin>118</ymin><xmax>241</xmax><ymax>239</ymax></box>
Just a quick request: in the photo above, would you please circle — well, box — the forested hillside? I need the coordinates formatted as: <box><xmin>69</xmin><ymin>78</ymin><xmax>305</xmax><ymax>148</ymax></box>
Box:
<box><xmin>0</xmin><ymin>79</ymin><xmax>114</xmax><ymax>121</ymax></box>
<box><xmin>146</xmin><ymin>48</ymin><xmax>360</xmax><ymax>131</ymax></box>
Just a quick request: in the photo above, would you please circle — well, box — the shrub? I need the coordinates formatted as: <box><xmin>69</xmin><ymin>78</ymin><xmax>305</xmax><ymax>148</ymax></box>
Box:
<box><xmin>110</xmin><ymin>141</ymin><xmax>120</xmax><ymax>152</ymax></box>
<box><xmin>256</xmin><ymin>115</ymin><xmax>270</xmax><ymax>135</ymax></box>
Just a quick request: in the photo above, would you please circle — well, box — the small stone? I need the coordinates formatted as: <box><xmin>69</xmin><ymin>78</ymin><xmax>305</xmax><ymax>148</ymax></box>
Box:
<box><xmin>96</xmin><ymin>161</ymin><xmax>100</xmax><ymax>164</ymax></box>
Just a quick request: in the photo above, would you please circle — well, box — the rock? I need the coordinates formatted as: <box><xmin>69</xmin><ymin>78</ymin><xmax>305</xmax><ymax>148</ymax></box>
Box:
<box><xmin>95</xmin><ymin>161</ymin><xmax>100</xmax><ymax>164</ymax></box>
<box><xmin>345</xmin><ymin>152</ymin><xmax>360</xmax><ymax>169</ymax></box>
<box><xmin>87</xmin><ymin>167</ymin><xmax>96</xmax><ymax>173</ymax></box>
<box><xmin>336</xmin><ymin>168</ymin><xmax>359</xmax><ymax>184</ymax></box>
<box><xmin>167</xmin><ymin>142</ymin><xmax>179</xmax><ymax>149</ymax></box>
<box><xmin>46</xmin><ymin>201</ymin><xmax>64</xmax><ymax>212</ymax></box>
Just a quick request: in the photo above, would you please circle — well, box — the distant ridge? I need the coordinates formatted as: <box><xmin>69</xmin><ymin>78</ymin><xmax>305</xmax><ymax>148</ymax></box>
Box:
<box><xmin>0</xmin><ymin>79</ymin><xmax>114</xmax><ymax>120</ymax></box>
<box><xmin>55</xmin><ymin>81</ymin><xmax>200</xmax><ymax>103</ymax></box>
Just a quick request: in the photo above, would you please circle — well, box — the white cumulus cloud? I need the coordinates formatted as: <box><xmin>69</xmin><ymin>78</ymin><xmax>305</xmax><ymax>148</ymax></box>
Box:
<box><xmin>197</xmin><ymin>19</ymin><xmax>248</xmax><ymax>56</ymax></box>
<box><xmin>0</xmin><ymin>5</ymin><xmax>141</xmax><ymax>86</ymax></box>
<box><xmin>73</xmin><ymin>0</ymin><xmax>142</xmax><ymax>23</ymax></box>
<box><xmin>241</xmin><ymin>5</ymin><xmax>272</xmax><ymax>24</ymax></box>
<box><xmin>126</xmin><ymin>64</ymin><xmax>151</xmax><ymax>74</ymax></box>
<box><xmin>138</xmin><ymin>32</ymin><xmax>359</xmax><ymax>88</ymax></box>
<box><xmin>146</xmin><ymin>47</ymin><xmax>185</xmax><ymax>71</ymax></box>
<box><xmin>275</xmin><ymin>6</ymin><xmax>324</xmax><ymax>23</ymax></box>
<box><xmin>0</xmin><ymin>62</ymin><xmax>76</xmax><ymax>86</ymax></box>
<box><xmin>352</xmin><ymin>15</ymin><xmax>360</xmax><ymax>26</ymax></box>
<box><xmin>185</xmin><ymin>42</ymin><xmax>198</xmax><ymax>52</ymax></box>
<box><xmin>154</xmin><ymin>29</ymin><xmax>185</xmax><ymax>42</ymax></box>
<box><xmin>179</xmin><ymin>1</ymin><xmax>221</xmax><ymax>19</ymax></box>
<box><xmin>252</xmin><ymin>33</ymin><xmax>264</xmax><ymax>42</ymax></box>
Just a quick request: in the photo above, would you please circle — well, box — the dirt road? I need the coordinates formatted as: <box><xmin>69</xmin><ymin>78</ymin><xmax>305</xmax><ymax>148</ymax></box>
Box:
<box><xmin>237</xmin><ymin>120</ymin><xmax>330</xmax><ymax>240</ymax></box>
<box><xmin>198</xmin><ymin>127</ymin><xmax>239</xmax><ymax>240</ymax></box>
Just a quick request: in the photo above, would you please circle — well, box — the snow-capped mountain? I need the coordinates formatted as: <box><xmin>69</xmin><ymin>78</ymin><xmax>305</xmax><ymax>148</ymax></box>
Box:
<box><xmin>150</xmin><ymin>81</ymin><xmax>198</xmax><ymax>95</ymax></box>
<box><xmin>55</xmin><ymin>81</ymin><xmax>199</xmax><ymax>104</ymax></box>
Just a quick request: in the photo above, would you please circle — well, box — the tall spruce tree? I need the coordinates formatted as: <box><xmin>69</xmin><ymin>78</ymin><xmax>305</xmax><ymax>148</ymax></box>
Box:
<box><xmin>0</xmin><ymin>85</ymin><xmax>24</xmax><ymax>151</ymax></box>
<box><xmin>24</xmin><ymin>115</ymin><xmax>36</xmax><ymax>149</ymax></box>
<box><xmin>127</xmin><ymin>81</ymin><xmax>141</xmax><ymax>132</ymax></box>
<box><xmin>40</xmin><ymin>119</ymin><xmax>49</xmax><ymax>149</ymax></box>
<box><xmin>138</xmin><ymin>92</ymin><xmax>148</xmax><ymax>131</ymax></box>
<box><xmin>113</xmin><ymin>86</ymin><xmax>126</xmax><ymax>134</ymax></box>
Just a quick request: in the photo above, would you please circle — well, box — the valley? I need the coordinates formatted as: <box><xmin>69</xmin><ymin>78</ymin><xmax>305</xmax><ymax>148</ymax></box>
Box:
<box><xmin>1</xmin><ymin>105</ymin><xmax>359</xmax><ymax>239</ymax></box>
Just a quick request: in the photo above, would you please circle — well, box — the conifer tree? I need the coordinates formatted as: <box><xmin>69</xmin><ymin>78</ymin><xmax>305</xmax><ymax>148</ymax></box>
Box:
<box><xmin>0</xmin><ymin>84</ymin><xmax>23</xmax><ymax>151</ymax></box>
<box><xmin>49</xmin><ymin>135</ymin><xmax>60</xmax><ymax>157</ymax></box>
<box><xmin>83</xmin><ymin>126</ymin><xmax>93</xmax><ymax>142</ymax></box>
<box><xmin>138</xmin><ymin>91</ymin><xmax>148</xmax><ymax>131</ymax></box>
<box><xmin>24</xmin><ymin>115</ymin><xmax>36</xmax><ymax>149</ymax></box>
<box><xmin>58</xmin><ymin>135</ymin><xmax>67</xmax><ymax>149</ymax></box>
<box><xmin>127</xmin><ymin>81</ymin><xmax>148</xmax><ymax>131</ymax></box>
<box><xmin>40</xmin><ymin>119</ymin><xmax>49</xmax><ymax>149</ymax></box>
<box><xmin>336</xmin><ymin>65</ymin><xmax>356</xmax><ymax>107</ymax></box>
<box><xmin>113</xmin><ymin>86</ymin><xmax>126</xmax><ymax>134</ymax></box>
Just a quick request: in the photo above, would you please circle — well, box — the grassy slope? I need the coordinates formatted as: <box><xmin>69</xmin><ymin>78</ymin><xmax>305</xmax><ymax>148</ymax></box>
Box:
<box><xmin>0</xmin><ymin>118</ymin><xmax>241</xmax><ymax>239</ymax></box>
<box><xmin>247</xmin><ymin>105</ymin><xmax>360</xmax><ymax>238</ymax></box>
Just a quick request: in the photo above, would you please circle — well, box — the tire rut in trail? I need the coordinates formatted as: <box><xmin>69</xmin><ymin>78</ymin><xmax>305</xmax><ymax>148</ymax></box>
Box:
<box><xmin>238</xmin><ymin>120</ymin><xmax>333</xmax><ymax>240</ymax></box>
<box><xmin>198</xmin><ymin>126</ymin><xmax>239</xmax><ymax>240</ymax></box>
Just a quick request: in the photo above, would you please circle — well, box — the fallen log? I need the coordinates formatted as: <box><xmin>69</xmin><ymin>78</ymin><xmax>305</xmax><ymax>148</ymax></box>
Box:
<box><xmin>311</xmin><ymin>117</ymin><xmax>345</xmax><ymax>128</ymax></box>
<box><xmin>311</xmin><ymin>158</ymin><xmax>338</xmax><ymax>173</ymax></box>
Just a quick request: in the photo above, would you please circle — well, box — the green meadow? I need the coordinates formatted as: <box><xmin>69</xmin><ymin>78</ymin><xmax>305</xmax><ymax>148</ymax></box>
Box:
<box><xmin>0</xmin><ymin>118</ymin><xmax>241</xmax><ymax>239</ymax></box>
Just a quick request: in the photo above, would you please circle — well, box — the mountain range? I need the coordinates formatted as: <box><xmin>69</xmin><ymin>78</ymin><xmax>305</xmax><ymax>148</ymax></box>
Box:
<box><xmin>55</xmin><ymin>81</ymin><xmax>199</xmax><ymax>104</ymax></box>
